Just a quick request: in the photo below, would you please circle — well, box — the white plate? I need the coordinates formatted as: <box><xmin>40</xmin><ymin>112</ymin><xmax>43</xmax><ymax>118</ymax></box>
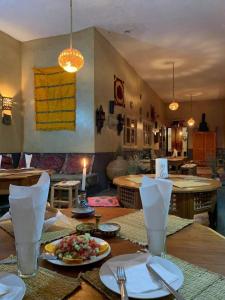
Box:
<box><xmin>0</xmin><ymin>272</ymin><xmax>26</xmax><ymax>300</ymax></box>
<box><xmin>99</xmin><ymin>253</ymin><xmax>184</xmax><ymax>299</ymax></box>
<box><xmin>46</xmin><ymin>237</ymin><xmax>111</xmax><ymax>266</ymax></box>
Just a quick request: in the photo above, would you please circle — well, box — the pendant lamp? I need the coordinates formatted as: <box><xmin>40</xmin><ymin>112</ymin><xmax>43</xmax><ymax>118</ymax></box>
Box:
<box><xmin>169</xmin><ymin>62</ymin><xmax>179</xmax><ymax>111</ymax></box>
<box><xmin>187</xmin><ymin>95</ymin><xmax>195</xmax><ymax>127</ymax></box>
<box><xmin>58</xmin><ymin>0</ymin><xmax>84</xmax><ymax>73</ymax></box>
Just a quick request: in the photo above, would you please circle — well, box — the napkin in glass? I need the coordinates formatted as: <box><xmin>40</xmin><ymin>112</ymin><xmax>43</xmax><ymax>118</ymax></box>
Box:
<box><xmin>155</xmin><ymin>158</ymin><xmax>168</xmax><ymax>178</ymax></box>
<box><xmin>140</xmin><ymin>176</ymin><xmax>173</xmax><ymax>231</ymax></box>
<box><xmin>139</xmin><ymin>176</ymin><xmax>173</xmax><ymax>255</ymax></box>
<box><xmin>25</xmin><ymin>154</ymin><xmax>32</xmax><ymax>168</ymax></box>
<box><xmin>9</xmin><ymin>172</ymin><xmax>50</xmax><ymax>273</ymax></box>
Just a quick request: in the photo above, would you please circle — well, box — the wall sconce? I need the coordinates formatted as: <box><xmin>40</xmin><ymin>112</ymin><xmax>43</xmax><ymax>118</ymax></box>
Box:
<box><xmin>117</xmin><ymin>114</ymin><xmax>124</xmax><ymax>136</ymax></box>
<box><xmin>152</xmin><ymin>121</ymin><xmax>159</xmax><ymax>135</ymax></box>
<box><xmin>0</xmin><ymin>95</ymin><xmax>13</xmax><ymax>125</ymax></box>
<box><xmin>96</xmin><ymin>105</ymin><xmax>105</xmax><ymax>134</ymax></box>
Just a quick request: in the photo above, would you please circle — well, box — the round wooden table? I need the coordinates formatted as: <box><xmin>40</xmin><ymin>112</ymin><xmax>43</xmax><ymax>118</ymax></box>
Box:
<box><xmin>1</xmin><ymin>208</ymin><xmax>225</xmax><ymax>300</ymax></box>
<box><xmin>113</xmin><ymin>174</ymin><xmax>221</xmax><ymax>226</ymax></box>
<box><xmin>0</xmin><ymin>169</ymin><xmax>47</xmax><ymax>195</ymax></box>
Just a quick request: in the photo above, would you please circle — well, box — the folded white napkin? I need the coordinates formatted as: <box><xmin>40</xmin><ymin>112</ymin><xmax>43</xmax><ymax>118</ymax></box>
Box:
<box><xmin>140</xmin><ymin>176</ymin><xmax>173</xmax><ymax>231</ymax></box>
<box><xmin>43</xmin><ymin>210</ymin><xmax>77</xmax><ymax>230</ymax></box>
<box><xmin>0</xmin><ymin>282</ymin><xmax>9</xmax><ymax>296</ymax></box>
<box><xmin>9</xmin><ymin>172</ymin><xmax>50</xmax><ymax>274</ymax></box>
<box><xmin>0</xmin><ymin>155</ymin><xmax>2</xmax><ymax>168</ymax></box>
<box><xmin>25</xmin><ymin>154</ymin><xmax>32</xmax><ymax>168</ymax></box>
<box><xmin>172</xmin><ymin>149</ymin><xmax>178</xmax><ymax>157</ymax></box>
<box><xmin>155</xmin><ymin>158</ymin><xmax>168</xmax><ymax>178</ymax></box>
<box><xmin>108</xmin><ymin>254</ymin><xmax>178</xmax><ymax>294</ymax></box>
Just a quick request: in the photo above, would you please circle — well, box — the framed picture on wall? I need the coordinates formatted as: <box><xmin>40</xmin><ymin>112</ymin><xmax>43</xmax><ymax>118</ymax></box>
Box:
<box><xmin>114</xmin><ymin>75</ymin><xmax>125</xmax><ymax>107</ymax></box>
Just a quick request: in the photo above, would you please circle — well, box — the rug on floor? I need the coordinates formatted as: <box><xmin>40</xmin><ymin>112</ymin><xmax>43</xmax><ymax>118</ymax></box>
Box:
<box><xmin>87</xmin><ymin>196</ymin><xmax>120</xmax><ymax>207</ymax></box>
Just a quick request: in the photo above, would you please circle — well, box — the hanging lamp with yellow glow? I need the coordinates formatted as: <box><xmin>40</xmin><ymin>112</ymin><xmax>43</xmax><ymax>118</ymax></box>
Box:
<box><xmin>169</xmin><ymin>62</ymin><xmax>179</xmax><ymax>111</ymax></box>
<box><xmin>187</xmin><ymin>95</ymin><xmax>195</xmax><ymax>127</ymax></box>
<box><xmin>58</xmin><ymin>0</ymin><xmax>84</xmax><ymax>73</ymax></box>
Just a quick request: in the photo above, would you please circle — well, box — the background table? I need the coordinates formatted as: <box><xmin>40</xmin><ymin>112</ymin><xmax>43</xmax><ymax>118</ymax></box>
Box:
<box><xmin>113</xmin><ymin>174</ymin><xmax>221</xmax><ymax>226</ymax></box>
<box><xmin>1</xmin><ymin>207</ymin><xmax>225</xmax><ymax>300</ymax></box>
<box><xmin>0</xmin><ymin>169</ymin><xmax>47</xmax><ymax>195</ymax></box>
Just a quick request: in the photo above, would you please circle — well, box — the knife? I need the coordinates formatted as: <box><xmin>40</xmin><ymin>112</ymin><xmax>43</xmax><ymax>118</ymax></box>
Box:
<box><xmin>0</xmin><ymin>253</ymin><xmax>58</xmax><ymax>264</ymax></box>
<box><xmin>146</xmin><ymin>264</ymin><xmax>185</xmax><ymax>300</ymax></box>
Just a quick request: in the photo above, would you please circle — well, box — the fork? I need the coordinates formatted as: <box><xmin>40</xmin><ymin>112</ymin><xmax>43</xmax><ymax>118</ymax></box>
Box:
<box><xmin>116</xmin><ymin>266</ymin><xmax>129</xmax><ymax>300</ymax></box>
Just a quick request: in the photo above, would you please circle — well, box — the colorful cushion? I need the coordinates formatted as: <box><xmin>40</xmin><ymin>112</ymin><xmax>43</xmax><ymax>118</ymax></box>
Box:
<box><xmin>87</xmin><ymin>196</ymin><xmax>120</xmax><ymax>207</ymax></box>
<box><xmin>1</xmin><ymin>155</ymin><xmax>13</xmax><ymax>169</ymax></box>
<box><xmin>38</xmin><ymin>154</ymin><xmax>65</xmax><ymax>173</ymax></box>
<box><xmin>18</xmin><ymin>153</ymin><xmax>41</xmax><ymax>168</ymax></box>
<box><xmin>62</xmin><ymin>154</ymin><xmax>94</xmax><ymax>175</ymax></box>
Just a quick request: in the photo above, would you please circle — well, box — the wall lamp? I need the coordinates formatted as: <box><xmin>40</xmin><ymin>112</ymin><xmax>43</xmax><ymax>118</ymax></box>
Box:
<box><xmin>0</xmin><ymin>94</ymin><xmax>13</xmax><ymax>125</ymax></box>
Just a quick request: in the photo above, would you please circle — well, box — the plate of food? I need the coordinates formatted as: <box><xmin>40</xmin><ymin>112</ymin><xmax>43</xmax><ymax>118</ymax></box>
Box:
<box><xmin>44</xmin><ymin>233</ymin><xmax>111</xmax><ymax>266</ymax></box>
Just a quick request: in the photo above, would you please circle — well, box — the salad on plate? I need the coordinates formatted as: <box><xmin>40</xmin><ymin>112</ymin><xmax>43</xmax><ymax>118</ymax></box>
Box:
<box><xmin>45</xmin><ymin>233</ymin><xmax>109</xmax><ymax>264</ymax></box>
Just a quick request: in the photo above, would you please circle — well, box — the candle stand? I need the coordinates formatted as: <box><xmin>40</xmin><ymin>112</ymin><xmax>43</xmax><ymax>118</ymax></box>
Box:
<box><xmin>72</xmin><ymin>191</ymin><xmax>95</xmax><ymax>218</ymax></box>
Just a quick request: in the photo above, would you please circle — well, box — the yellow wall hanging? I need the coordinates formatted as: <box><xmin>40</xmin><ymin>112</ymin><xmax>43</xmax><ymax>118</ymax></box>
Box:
<box><xmin>34</xmin><ymin>66</ymin><xmax>76</xmax><ymax>131</ymax></box>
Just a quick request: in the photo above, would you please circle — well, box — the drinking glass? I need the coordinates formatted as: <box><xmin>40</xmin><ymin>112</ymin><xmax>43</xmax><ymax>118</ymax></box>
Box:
<box><xmin>16</xmin><ymin>240</ymin><xmax>40</xmax><ymax>278</ymax></box>
<box><xmin>147</xmin><ymin>228</ymin><xmax>167</xmax><ymax>257</ymax></box>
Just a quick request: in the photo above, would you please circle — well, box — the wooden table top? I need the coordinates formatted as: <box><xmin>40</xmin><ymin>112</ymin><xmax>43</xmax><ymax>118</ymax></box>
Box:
<box><xmin>1</xmin><ymin>207</ymin><xmax>225</xmax><ymax>299</ymax></box>
<box><xmin>113</xmin><ymin>174</ymin><xmax>221</xmax><ymax>193</ymax></box>
<box><xmin>0</xmin><ymin>168</ymin><xmax>48</xmax><ymax>180</ymax></box>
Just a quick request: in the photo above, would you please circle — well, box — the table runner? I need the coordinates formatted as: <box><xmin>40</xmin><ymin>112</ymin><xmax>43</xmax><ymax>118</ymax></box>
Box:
<box><xmin>82</xmin><ymin>254</ymin><xmax>225</xmax><ymax>300</ymax></box>
<box><xmin>108</xmin><ymin>211</ymin><xmax>193</xmax><ymax>245</ymax></box>
<box><xmin>0</xmin><ymin>264</ymin><xmax>80</xmax><ymax>300</ymax></box>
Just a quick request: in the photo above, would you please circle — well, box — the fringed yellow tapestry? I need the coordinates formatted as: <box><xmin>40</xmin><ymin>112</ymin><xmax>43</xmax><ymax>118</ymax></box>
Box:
<box><xmin>34</xmin><ymin>66</ymin><xmax>76</xmax><ymax>131</ymax></box>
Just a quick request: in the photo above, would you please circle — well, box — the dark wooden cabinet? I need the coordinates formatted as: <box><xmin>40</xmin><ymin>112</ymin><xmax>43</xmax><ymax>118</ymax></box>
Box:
<box><xmin>193</xmin><ymin>132</ymin><xmax>216</xmax><ymax>165</ymax></box>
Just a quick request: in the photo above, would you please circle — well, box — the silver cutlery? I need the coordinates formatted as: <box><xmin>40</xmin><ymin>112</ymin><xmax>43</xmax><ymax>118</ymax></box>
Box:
<box><xmin>0</xmin><ymin>253</ymin><xmax>57</xmax><ymax>264</ymax></box>
<box><xmin>116</xmin><ymin>266</ymin><xmax>129</xmax><ymax>300</ymax></box>
<box><xmin>146</xmin><ymin>264</ymin><xmax>185</xmax><ymax>300</ymax></box>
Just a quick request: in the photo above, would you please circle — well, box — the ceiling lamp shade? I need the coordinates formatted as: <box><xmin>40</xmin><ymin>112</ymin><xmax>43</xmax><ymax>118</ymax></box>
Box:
<box><xmin>169</xmin><ymin>101</ymin><xmax>179</xmax><ymax>111</ymax></box>
<box><xmin>187</xmin><ymin>117</ymin><xmax>195</xmax><ymax>127</ymax></box>
<box><xmin>169</xmin><ymin>62</ymin><xmax>179</xmax><ymax>111</ymax></box>
<box><xmin>187</xmin><ymin>95</ymin><xmax>195</xmax><ymax>127</ymax></box>
<box><xmin>58</xmin><ymin>48</ymin><xmax>84</xmax><ymax>73</ymax></box>
<box><xmin>58</xmin><ymin>0</ymin><xmax>84</xmax><ymax>73</ymax></box>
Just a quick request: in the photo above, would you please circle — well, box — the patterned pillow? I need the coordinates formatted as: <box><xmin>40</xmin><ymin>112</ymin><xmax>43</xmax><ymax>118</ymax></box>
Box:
<box><xmin>1</xmin><ymin>154</ymin><xmax>13</xmax><ymax>169</ymax></box>
<box><xmin>38</xmin><ymin>154</ymin><xmax>65</xmax><ymax>173</ymax></box>
<box><xmin>18</xmin><ymin>153</ymin><xmax>41</xmax><ymax>168</ymax></box>
<box><xmin>62</xmin><ymin>154</ymin><xmax>94</xmax><ymax>175</ymax></box>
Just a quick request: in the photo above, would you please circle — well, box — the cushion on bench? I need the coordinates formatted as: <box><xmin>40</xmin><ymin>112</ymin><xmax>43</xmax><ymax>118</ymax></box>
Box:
<box><xmin>18</xmin><ymin>153</ymin><xmax>41</xmax><ymax>168</ymax></box>
<box><xmin>1</xmin><ymin>155</ymin><xmax>13</xmax><ymax>169</ymax></box>
<box><xmin>61</xmin><ymin>154</ymin><xmax>94</xmax><ymax>175</ymax></box>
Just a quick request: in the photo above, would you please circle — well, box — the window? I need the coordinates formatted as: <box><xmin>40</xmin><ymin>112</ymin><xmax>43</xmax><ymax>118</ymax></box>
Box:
<box><xmin>143</xmin><ymin>121</ymin><xmax>152</xmax><ymax>147</ymax></box>
<box><xmin>123</xmin><ymin>117</ymin><xmax>137</xmax><ymax>146</ymax></box>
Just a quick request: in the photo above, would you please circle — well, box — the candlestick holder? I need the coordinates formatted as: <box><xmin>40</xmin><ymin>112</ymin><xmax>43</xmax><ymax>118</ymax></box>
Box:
<box><xmin>72</xmin><ymin>191</ymin><xmax>95</xmax><ymax>218</ymax></box>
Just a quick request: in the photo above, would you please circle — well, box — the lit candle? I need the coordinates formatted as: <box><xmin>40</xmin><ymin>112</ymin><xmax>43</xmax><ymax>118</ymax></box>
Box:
<box><xmin>81</xmin><ymin>158</ymin><xmax>87</xmax><ymax>191</ymax></box>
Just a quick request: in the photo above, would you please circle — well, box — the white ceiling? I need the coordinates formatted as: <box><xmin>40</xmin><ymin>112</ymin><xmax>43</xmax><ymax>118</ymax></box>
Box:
<box><xmin>1</xmin><ymin>0</ymin><xmax>225</xmax><ymax>102</ymax></box>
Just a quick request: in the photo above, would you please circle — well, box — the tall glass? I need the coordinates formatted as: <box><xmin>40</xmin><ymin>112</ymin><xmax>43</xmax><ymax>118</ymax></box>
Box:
<box><xmin>147</xmin><ymin>228</ymin><xmax>167</xmax><ymax>257</ymax></box>
<box><xmin>16</xmin><ymin>240</ymin><xmax>40</xmax><ymax>278</ymax></box>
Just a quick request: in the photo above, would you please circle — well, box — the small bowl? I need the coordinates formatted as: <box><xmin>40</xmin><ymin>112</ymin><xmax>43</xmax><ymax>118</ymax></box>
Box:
<box><xmin>98</xmin><ymin>223</ymin><xmax>121</xmax><ymax>237</ymax></box>
<box><xmin>72</xmin><ymin>207</ymin><xmax>95</xmax><ymax>218</ymax></box>
<box><xmin>76</xmin><ymin>223</ymin><xmax>96</xmax><ymax>235</ymax></box>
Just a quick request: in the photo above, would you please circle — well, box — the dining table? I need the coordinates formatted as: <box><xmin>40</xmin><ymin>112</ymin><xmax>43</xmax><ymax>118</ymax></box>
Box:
<box><xmin>0</xmin><ymin>168</ymin><xmax>49</xmax><ymax>195</ymax></box>
<box><xmin>1</xmin><ymin>207</ymin><xmax>225</xmax><ymax>299</ymax></box>
<box><xmin>113</xmin><ymin>174</ymin><xmax>221</xmax><ymax>227</ymax></box>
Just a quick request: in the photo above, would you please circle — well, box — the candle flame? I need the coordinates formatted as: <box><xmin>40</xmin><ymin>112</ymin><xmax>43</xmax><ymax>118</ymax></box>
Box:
<box><xmin>83</xmin><ymin>158</ymin><xmax>87</xmax><ymax>168</ymax></box>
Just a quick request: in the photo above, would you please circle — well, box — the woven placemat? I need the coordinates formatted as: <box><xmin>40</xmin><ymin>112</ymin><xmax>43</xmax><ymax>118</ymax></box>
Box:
<box><xmin>81</xmin><ymin>254</ymin><xmax>225</xmax><ymax>300</ymax></box>
<box><xmin>0</xmin><ymin>220</ymin><xmax>80</xmax><ymax>244</ymax></box>
<box><xmin>108</xmin><ymin>211</ymin><xmax>193</xmax><ymax>245</ymax></box>
<box><xmin>0</xmin><ymin>264</ymin><xmax>81</xmax><ymax>300</ymax></box>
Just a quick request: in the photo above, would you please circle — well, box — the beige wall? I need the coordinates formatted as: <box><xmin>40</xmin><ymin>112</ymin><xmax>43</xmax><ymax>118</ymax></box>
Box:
<box><xmin>0</xmin><ymin>31</ymin><xmax>23</xmax><ymax>153</ymax></box>
<box><xmin>21</xmin><ymin>28</ymin><xmax>95</xmax><ymax>153</ymax></box>
<box><xmin>94</xmin><ymin>29</ymin><xmax>166</xmax><ymax>153</ymax></box>
<box><xmin>166</xmin><ymin>99</ymin><xmax>225</xmax><ymax>148</ymax></box>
